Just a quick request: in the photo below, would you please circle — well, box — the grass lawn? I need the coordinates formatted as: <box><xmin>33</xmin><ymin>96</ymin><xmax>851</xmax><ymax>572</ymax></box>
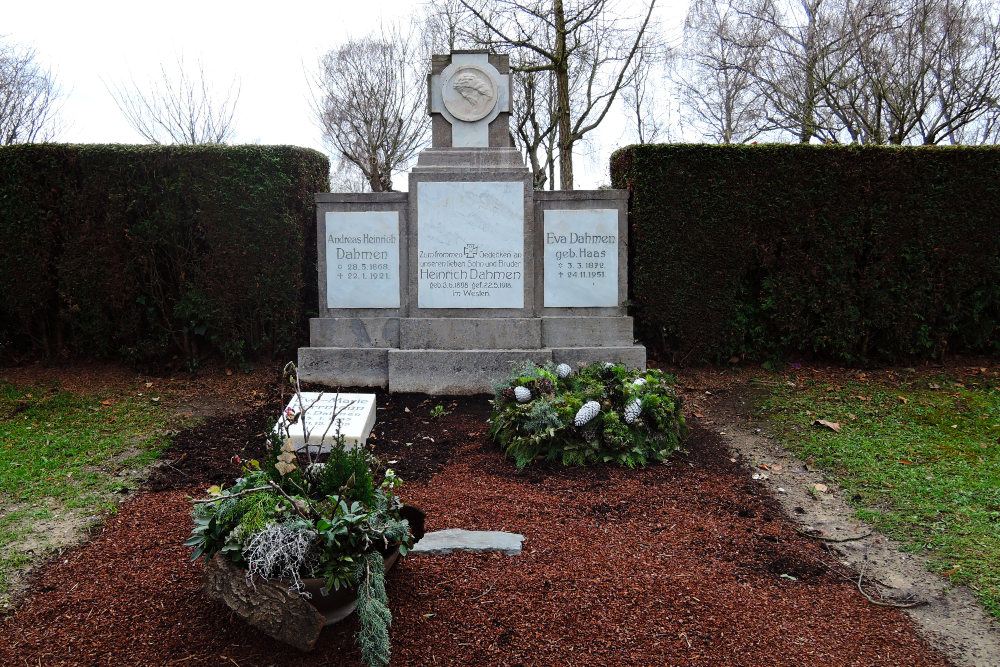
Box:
<box><xmin>757</xmin><ymin>369</ymin><xmax>1000</xmax><ymax>617</ymax></box>
<box><xmin>0</xmin><ymin>381</ymin><xmax>175</xmax><ymax>598</ymax></box>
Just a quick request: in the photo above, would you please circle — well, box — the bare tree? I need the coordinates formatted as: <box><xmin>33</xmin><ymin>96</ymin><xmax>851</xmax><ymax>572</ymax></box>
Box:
<box><xmin>676</xmin><ymin>0</ymin><xmax>771</xmax><ymax>143</ymax></box>
<box><xmin>685</xmin><ymin>0</ymin><xmax>1000</xmax><ymax>144</ymax></box>
<box><xmin>0</xmin><ymin>39</ymin><xmax>59</xmax><ymax>144</ymax></box>
<box><xmin>108</xmin><ymin>56</ymin><xmax>239</xmax><ymax>144</ymax></box>
<box><xmin>452</xmin><ymin>0</ymin><xmax>657</xmax><ymax>189</ymax></box>
<box><xmin>314</xmin><ymin>25</ymin><xmax>429</xmax><ymax>192</ymax></box>
<box><xmin>622</xmin><ymin>34</ymin><xmax>674</xmax><ymax>144</ymax></box>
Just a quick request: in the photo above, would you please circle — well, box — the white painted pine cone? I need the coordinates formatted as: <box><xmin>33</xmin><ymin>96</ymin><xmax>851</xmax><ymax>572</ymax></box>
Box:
<box><xmin>633</xmin><ymin>377</ymin><xmax>647</xmax><ymax>387</ymax></box>
<box><xmin>624</xmin><ymin>398</ymin><xmax>642</xmax><ymax>424</ymax></box>
<box><xmin>555</xmin><ymin>363</ymin><xmax>572</xmax><ymax>379</ymax></box>
<box><xmin>514</xmin><ymin>386</ymin><xmax>532</xmax><ymax>403</ymax></box>
<box><xmin>574</xmin><ymin>400</ymin><xmax>601</xmax><ymax>426</ymax></box>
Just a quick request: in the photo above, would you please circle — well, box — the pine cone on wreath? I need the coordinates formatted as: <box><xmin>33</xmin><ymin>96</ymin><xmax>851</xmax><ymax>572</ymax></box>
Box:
<box><xmin>574</xmin><ymin>400</ymin><xmax>601</xmax><ymax>426</ymax></box>
<box><xmin>624</xmin><ymin>398</ymin><xmax>642</xmax><ymax>424</ymax></box>
<box><xmin>514</xmin><ymin>386</ymin><xmax>533</xmax><ymax>403</ymax></box>
<box><xmin>556</xmin><ymin>363</ymin><xmax>572</xmax><ymax>379</ymax></box>
<box><xmin>536</xmin><ymin>377</ymin><xmax>555</xmax><ymax>396</ymax></box>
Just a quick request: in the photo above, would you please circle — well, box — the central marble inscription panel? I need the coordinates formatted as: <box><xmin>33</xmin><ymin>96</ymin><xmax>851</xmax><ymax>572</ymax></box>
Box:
<box><xmin>417</xmin><ymin>181</ymin><xmax>524</xmax><ymax>308</ymax></box>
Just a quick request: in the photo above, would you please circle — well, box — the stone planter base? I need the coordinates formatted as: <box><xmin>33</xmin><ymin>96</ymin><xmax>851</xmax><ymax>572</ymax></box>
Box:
<box><xmin>202</xmin><ymin>506</ymin><xmax>425</xmax><ymax>652</ymax></box>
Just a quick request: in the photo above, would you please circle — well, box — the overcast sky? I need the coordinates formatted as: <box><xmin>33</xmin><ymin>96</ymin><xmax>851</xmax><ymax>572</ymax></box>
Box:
<box><xmin>5</xmin><ymin>0</ymin><xmax>685</xmax><ymax>189</ymax></box>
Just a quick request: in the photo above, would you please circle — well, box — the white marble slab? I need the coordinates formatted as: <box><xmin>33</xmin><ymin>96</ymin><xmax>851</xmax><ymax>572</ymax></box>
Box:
<box><xmin>325</xmin><ymin>212</ymin><xmax>400</xmax><ymax>309</ymax></box>
<box><xmin>276</xmin><ymin>393</ymin><xmax>376</xmax><ymax>453</ymax></box>
<box><xmin>417</xmin><ymin>181</ymin><xmax>524</xmax><ymax>308</ymax></box>
<box><xmin>543</xmin><ymin>209</ymin><xmax>619</xmax><ymax>307</ymax></box>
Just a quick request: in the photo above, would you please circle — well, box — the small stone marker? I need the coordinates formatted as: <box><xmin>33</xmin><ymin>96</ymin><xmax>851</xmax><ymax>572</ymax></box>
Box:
<box><xmin>277</xmin><ymin>392</ymin><xmax>376</xmax><ymax>453</ymax></box>
<box><xmin>410</xmin><ymin>529</ymin><xmax>524</xmax><ymax>555</ymax></box>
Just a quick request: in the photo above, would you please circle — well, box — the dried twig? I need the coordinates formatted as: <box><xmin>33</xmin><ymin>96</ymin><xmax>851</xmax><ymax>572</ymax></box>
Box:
<box><xmin>856</xmin><ymin>560</ymin><xmax>926</xmax><ymax>609</ymax></box>
<box><xmin>795</xmin><ymin>527</ymin><xmax>873</xmax><ymax>543</ymax></box>
<box><xmin>804</xmin><ymin>552</ymin><xmax>927</xmax><ymax>609</ymax></box>
<box><xmin>190</xmin><ymin>486</ymin><xmax>273</xmax><ymax>504</ymax></box>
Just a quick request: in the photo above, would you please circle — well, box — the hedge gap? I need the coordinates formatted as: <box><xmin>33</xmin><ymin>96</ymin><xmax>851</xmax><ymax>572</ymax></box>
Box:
<box><xmin>0</xmin><ymin>144</ymin><xmax>329</xmax><ymax>363</ymax></box>
<box><xmin>611</xmin><ymin>144</ymin><xmax>1000</xmax><ymax>363</ymax></box>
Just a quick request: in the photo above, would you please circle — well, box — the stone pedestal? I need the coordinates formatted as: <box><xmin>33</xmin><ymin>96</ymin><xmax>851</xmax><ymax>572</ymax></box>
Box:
<box><xmin>298</xmin><ymin>51</ymin><xmax>644</xmax><ymax>394</ymax></box>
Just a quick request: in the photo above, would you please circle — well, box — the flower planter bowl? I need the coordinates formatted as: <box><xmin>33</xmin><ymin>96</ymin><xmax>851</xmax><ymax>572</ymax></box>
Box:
<box><xmin>202</xmin><ymin>505</ymin><xmax>425</xmax><ymax>652</ymax></box>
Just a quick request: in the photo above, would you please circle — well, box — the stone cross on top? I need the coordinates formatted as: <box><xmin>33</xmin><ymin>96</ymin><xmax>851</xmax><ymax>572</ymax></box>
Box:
<box><xmin>428</xmin><ymin>51</ymin><xmax>512</xmax><ymax>148</ymax></box>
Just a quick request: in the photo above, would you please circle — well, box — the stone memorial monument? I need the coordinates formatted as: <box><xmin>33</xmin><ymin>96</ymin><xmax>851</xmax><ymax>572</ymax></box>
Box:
<box><xmin>298</xmin><ymin>51</ymin><xmax>645</xmax><ymax>394</ymax></box>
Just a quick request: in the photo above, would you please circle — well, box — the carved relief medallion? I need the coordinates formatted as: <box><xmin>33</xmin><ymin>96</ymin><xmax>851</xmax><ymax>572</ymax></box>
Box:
<box><xmin>442</xmin><ymin>65</ymin><xmax>498</xmax><ymax>122</ymax></box>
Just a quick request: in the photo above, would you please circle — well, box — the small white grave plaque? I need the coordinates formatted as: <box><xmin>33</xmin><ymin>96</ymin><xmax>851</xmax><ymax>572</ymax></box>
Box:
<box><xmin>326</xmin><ymin>211</ymin><xmax>400</xmax><ymax>309</ymax></box>
<box><xmin>417</xmin><ymin>181</ymin><xmax>524</xmax><ymax>308</ymax></box>
<box><xmin>277</xmin><ymin>393</ymin><xmax>377</xmax><ymax>453</ymax></box>
<box><xmin>544</xmin><ymin>209</ymin><xmax>619</xmax><ymax>307</ymax></box>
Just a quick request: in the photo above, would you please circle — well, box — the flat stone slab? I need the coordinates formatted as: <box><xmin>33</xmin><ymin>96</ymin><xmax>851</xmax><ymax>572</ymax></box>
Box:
<box><xmin>410</xmin><ymin>529</ymin><xmax>523</xmax><ymax>555</ymax></box>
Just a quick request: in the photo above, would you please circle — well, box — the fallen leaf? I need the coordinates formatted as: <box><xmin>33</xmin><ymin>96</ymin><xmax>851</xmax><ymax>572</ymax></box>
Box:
<box><xmin>693</xmin><ymin>412</ymin><xmax>705</xmax><ymax>418</ymax></box>
<box><xmin>770</xmin><ymin>464</ymin><xmax>783</xmax><ymax>472</ymax></box>
<box><xmin>101</xmin><ymin>399</ymin><xmax>113</xmax><ymax>406</ymax></box>
<box><xmin>848</xmin><ymin>413</ymin><xmax>857</xmax><ymax>421</ymax></box>
<box><xmin>813</xmin><ymin>419</ymin><xmax>841</xmax><ymax>433</ymax></box>
<box><xmin>404</xmin><ymin>407</ymin><xmax>411</xmax><ymax>413</ymax></box>
<box><xmin>780</xmin><ymin>574</ymin><xmax>799</xmax><ymax>581</ymax></box>
<box><xmin>897</xmin><ymin>396</ymin><xmax>908</xmax><ymax>404</ymax></box>
<box><xmin>941</xmin><ymin>566</ymin><xmax>960</xmax><ymax>576</ymax></box>
<box><xmin>898</xmin><ymin>459</ymin><xmax>913</xmax><ymax>464</ymax></box>
<box><xmin>225</xmin><ymin>369</ymin><xmax>233</xmax><ymax>376</ymax></box>
<box><xmin>144</xmin><ymin>382</ymin><xmax>153</xmax><ymax>388</ymax></box>
<box><xmin>813</xmin><ymin>483</ymin><xmax>828</xmax><ymax>493</ymax></box>
<box><xmin>928</xmin><ymin>383</ymin><xmax>941</xmax><ymax>390</ymax></box>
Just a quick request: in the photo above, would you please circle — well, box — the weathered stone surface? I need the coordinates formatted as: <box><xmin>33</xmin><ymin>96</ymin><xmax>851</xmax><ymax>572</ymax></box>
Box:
<box><xmin>410</xmin><ymin>529</ymin><xmax>524</xmax><ymax>555</ymax></box>
<box><xmin>400</xmin><ymin>317</ymin><xmax>541</xmax><ymax>350</ymax></box>
<box><xmin>297</xmin><ymin>347</ymin><xmax>388</xmax><ymax>388</ymax></box>
<box><xmin>310</xmin><ymin>317</ymin><xmax>400</xmax><ymax>348</ymax></box>
<box><xmin>203</xmin><ymin>556</ymin><xmax>325</xmax><ymax>652</ymax></box>
<box><xmin>388</xmin><ymin>349</ymin><xmax>551</xmax><ymax>394</ymax></box>
<box><xmin>541</xmin><ymin>316</ymin><xmax>634</xmax><ymax>347</ymax></box>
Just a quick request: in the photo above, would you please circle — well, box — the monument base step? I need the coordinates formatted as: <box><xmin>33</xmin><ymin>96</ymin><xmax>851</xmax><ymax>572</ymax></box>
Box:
<box><xmin>309</xmin><ymin>316</ymin><xmax>635</xmax><ymax>349</ymax></box>
<box><xmin>297</xmin><ymin>345</ymin><xmax>647</xmax><ymax>394</ymax></box>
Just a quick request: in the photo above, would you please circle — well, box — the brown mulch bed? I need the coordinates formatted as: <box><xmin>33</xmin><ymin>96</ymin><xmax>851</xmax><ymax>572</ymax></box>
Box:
<box><xmin>0</xmin><ymin>390</ymin><xmax>948</xmax><ymax>666</ymax></box>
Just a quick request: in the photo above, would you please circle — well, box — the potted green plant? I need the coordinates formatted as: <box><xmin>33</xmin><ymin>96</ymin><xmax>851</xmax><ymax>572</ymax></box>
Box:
<box><xmin>187</xmin><ymin>364</ymin><xmax>422</xmax><ymax>664</ymax></box>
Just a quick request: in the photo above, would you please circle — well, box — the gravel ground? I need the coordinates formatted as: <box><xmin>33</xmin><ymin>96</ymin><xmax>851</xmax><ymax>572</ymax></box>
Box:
<box><xmin>0</xmin><ymin>388</ymin><xmax>949</xmax><ymax>666</ymax></box>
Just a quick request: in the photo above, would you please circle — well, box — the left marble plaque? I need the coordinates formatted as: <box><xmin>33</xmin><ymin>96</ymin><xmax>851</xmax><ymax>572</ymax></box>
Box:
<box><xmin>326</xmin><ymin>211</ymin><xmax>400</xmax><ymax>309</ymax></box>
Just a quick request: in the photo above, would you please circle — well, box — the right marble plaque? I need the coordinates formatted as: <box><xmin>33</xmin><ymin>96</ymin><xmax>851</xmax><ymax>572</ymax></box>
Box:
<box><xmin>543</xmin><ymin>209</ymin><xmax>619</xmax><ymax>308</ymax></box>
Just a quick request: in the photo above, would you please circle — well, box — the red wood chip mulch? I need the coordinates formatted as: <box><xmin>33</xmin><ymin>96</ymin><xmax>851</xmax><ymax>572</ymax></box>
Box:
<box><xmin>0</xmin><ymin>392</ymin><xmax>948</xmax><ymax>666</ymax></box>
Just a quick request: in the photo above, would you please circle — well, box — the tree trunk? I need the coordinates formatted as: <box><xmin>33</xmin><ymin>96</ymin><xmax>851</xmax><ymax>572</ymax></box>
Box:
<box><xmin>554</xmin><ymin>0</ymin><xmax>574</xmax><ymax>189</ymax></box>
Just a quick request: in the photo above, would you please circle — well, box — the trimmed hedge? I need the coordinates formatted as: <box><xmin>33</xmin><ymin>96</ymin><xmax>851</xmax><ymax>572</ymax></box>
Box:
<box><xmin>611</xmin><ymin>144</ymin><xmax>1000</xmax><ymax>363</ymax></box>
<box><xmin>0</xmin><ymin>144</ymin><xmax>329</xmax><ymax>362</ymax></box>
